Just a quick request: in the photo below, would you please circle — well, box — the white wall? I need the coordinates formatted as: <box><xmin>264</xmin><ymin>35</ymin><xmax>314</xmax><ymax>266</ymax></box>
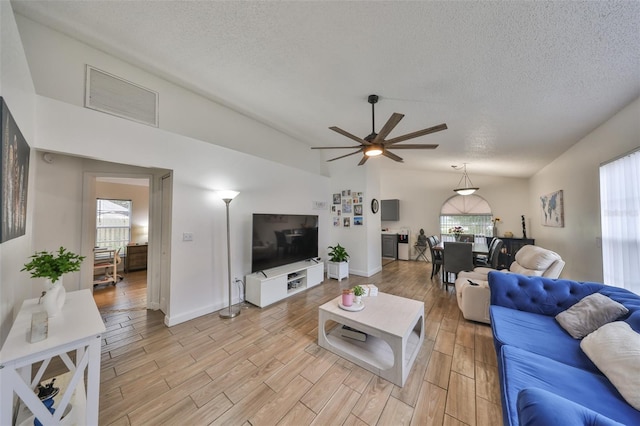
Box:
<box><xmin>328</xmin><ymin>163</ymin><xmax>382</xmax><ymax>278</ymax></box>
<box><xmin>30</xmin><ymin>96</ymin><xmax>330</xmax><ymax>326</ymax></box>
<box><xmin>530</xmin><ymin>97</ymin><xmax>640</xmax><ymax>282</ymax></box>
<box><xmin>14</xmin><ymin>14</ymin><xmax>327</xmax><ymax>177</ymax></box>
<box><xmin>0</xmin><ymin>1</ymin><xmax>37</xmax><ymax>345</ymax></box>
<box><xmin>379</xmin><ymin>167</ymin><xmax>530</xmax><ymax>258</ymax></box>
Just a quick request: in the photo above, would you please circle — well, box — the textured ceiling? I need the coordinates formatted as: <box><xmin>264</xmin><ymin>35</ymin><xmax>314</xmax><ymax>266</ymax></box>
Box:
<box><xmin>11</xmin><ymin>1</ymin><xmax>640</xmax><ymax>177</ymax></box>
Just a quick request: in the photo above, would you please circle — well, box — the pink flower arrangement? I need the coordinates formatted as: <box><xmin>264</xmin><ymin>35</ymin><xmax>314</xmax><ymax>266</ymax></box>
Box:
<box><xmin>448</xmin><ymin>226</ymin><xmax>465</xmax><ymax>236</ymax></box>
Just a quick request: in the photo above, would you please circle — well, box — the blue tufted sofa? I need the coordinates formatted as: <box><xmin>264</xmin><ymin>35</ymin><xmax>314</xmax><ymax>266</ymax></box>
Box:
<box><xmin>487</xmin><ymin>271</ymin><xmax>640</xmax><ymax>426</ymax></box>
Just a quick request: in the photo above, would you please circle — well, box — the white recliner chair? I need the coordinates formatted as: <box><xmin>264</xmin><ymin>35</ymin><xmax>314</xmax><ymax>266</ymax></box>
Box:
<box><xmin>454</xmin><ymin>245</ymin><xmax>565</xmax><ymax>323</ymax></box>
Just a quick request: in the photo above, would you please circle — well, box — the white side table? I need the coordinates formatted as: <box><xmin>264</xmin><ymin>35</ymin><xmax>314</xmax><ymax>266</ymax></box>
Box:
<box><xmin>0</xmin><ymin>289</ymin><xmax>105</xmax><ymax>425</ymax></box>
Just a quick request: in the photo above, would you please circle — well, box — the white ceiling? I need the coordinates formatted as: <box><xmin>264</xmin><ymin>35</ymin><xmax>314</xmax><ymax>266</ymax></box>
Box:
<box><xmin>12</xmin><ymin>1</ymin><xmax>640</xmax><ymax>178</ymax></box>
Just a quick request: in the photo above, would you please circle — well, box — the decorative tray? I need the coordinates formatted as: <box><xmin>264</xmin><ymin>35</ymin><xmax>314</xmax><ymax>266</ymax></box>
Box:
<box><xmin>338</xmin><ymin>301</ymin><xmax>365</xmax><ymax>312</ymax></box>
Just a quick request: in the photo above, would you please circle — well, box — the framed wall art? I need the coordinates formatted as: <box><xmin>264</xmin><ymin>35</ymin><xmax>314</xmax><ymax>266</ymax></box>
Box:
<box><xmin>540</xmin><ymin>190</ymin><xmax>564</xmax><ymax>227</ymax></box>
<box><xmin>1</xmin><ymin>97</ymin><xmax>30</xmax><ymax>243</ymax></box>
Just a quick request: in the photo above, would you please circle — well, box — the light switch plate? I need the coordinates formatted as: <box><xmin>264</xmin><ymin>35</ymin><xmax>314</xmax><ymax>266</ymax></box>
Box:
<box><xmin>183</xmin><ymin>232</ymin><xmax>193</xmax><ymax>241</ymax></box>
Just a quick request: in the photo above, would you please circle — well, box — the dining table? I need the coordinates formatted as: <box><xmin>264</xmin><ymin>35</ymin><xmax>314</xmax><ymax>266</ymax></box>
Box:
<box><xmin>433</xmin><ymin>241</ymin><xmax>490</xmax><ymax>255</ymax></box>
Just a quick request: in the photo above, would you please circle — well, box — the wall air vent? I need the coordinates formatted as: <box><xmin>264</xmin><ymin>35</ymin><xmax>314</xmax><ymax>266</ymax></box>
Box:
<box><xmin>85</xmin><ymin>65</ymin><xmax>158</xmax><ymax>127</ymax></box>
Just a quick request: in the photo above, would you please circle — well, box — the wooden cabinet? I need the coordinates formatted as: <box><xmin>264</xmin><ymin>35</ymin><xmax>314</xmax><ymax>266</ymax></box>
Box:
<box><xmin>382</xmin><ymin>234</ymin><xmax>398</xmax><ymax>259</ymax></box>
<box><xmin>381</xmin><ymin>199</ymin><xmax>400</xmax><ymax>221</ymax></box>
<box><xmin>245</xmin><ymin>260</ymin><xmax>324</xmax><ymax>308</ymax></box>
<box><xmin>125</xmin><ymin>244</ymin><xmax>148</xmax><ymax>272</ymax></box>
<box><xmin>497</xmin><ymin>237</ymin><xmax>535</xmax><ymax>269</ymax></box>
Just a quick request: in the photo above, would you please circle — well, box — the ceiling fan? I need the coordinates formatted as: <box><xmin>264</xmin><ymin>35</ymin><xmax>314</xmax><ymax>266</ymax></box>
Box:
<box><xmin>312</xmin><ymin>94</ymin><xmax>447</xmax><ymax>166</ymax></box>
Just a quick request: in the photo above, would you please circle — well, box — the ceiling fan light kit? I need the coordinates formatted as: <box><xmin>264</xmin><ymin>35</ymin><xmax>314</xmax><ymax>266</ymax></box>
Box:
<box><xmin>453</xmin><ymin>164</ymin><xmax>479</xmax><ymax>195</ymax></box>
<box><xmin>364</xmin><ymin>145</ymin><xmax>383</xmax><ymax>157</ymax></box>
<box><xmin>312</xmin><ymin>94</ymin><xmax>447</xmax><ymax>165</ymax></box>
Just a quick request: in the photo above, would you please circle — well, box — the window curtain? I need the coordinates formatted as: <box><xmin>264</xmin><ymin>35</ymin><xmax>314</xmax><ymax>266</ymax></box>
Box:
<box><xmin>599</xmin><ymin>149</ymin><xmax>640</xmax><ymax>294</ymax></box>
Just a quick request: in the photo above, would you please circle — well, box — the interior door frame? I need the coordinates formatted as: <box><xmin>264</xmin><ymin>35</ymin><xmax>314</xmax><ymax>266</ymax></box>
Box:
<box><xmin>81</xmin><ymin>171</ymin><xmax>163</xmax><ymax>310</ymax></box>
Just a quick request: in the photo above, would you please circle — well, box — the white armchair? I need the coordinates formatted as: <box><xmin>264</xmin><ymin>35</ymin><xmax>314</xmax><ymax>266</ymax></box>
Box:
<box><xmin>455</xmin><ymin>245</ymin><xmax>565</xmax><ymax>323</ymax></box>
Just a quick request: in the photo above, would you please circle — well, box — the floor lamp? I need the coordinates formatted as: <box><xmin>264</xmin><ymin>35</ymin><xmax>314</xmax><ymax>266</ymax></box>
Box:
<box><xmin>217</xmin><ymin>190</ymin><xmax>240</xmax><ymax>318</ymax></box>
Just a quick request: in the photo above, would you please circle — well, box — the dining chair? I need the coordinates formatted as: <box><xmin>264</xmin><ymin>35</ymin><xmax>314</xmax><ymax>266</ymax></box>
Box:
<box><xmin>427</xmin><ymin>236</ymin><xmax>443</xmax><ymax>279</ymax></box>
<box><xmin>459</xmin><ymin>234</ymin><xmax>475</xmax><ymax>243</ymax></box>
<box><xmin>474</xmin><ymin>238</ymin><xmax>504</xmax><ymax>269</ymax></box>
<box><xmin>443</xmin><ymin>242</ymin><xmax>474</xmax><ymax>288</ymax></box>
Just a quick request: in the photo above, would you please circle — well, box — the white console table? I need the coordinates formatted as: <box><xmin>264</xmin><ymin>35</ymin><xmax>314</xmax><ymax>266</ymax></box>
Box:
<box><xmin>246</xmin><ymin>260</ymin><xmax>324</xmax><ymax>307</ymax></box>
<box><xmin>0</xmin><ymin>289</ymin><xmax>105</xmax><ymax>425</ymax></box>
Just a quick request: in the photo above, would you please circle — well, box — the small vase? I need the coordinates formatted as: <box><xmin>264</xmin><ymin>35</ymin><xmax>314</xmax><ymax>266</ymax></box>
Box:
<box><xmin>354</xmin><ymin>295</ymin><xmax>362</xmax><ymax>304</ymax></box>
<box><xmin>454</xmin><ymin>234</ymin><xmax>461</xmax><ymax>242</ymax></box>
<box><xmin>42</xmin><ymin>279</ymin><xmax>66</xmax><ymax>318</ymax></box>
<box><xmin>341</xmin><ymin>290</ymin><xmax>353</xmax><ymax>307</ymax></box>
<box><xmin>493</xmin><ymin>225</ymin><xmax>498</xmax><ymax>237</ymax></box>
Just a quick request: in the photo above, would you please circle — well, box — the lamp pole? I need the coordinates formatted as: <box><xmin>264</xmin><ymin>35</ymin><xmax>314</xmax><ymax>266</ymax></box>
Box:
<box><xmin>217</xmin><ymin>191</ymin><xmax>240</xmax><ymax>318</ymax></box>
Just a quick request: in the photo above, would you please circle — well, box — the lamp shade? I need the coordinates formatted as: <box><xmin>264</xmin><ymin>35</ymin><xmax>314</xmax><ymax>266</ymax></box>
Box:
<box><xmin>454</xmin><ymin>187</ymin><xmax>478</xmax><ymax>196</ymax></box>
<box><xmin>215</xmin><ymin>190</ymin><xmax>239</xmax><ymax>201</ymax></box>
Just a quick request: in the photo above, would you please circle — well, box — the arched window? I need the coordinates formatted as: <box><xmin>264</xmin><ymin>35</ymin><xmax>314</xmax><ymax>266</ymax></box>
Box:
<box><xmin>440</xmin><ymin>195</ymin><xmax>494</xmax><ymax>237</ymax></box>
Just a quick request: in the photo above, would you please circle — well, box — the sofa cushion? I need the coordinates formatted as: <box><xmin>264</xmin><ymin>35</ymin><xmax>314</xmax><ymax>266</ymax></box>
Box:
<box><xmin>490</xmin><ymin>305</ymin><xmax>599</xmax><ymax>373</ymax></box>
<box><xmin>517</xmin><ymin>388</ymin><xmax>625</xmax><ymax>426</ymax></box>
<box><xmin>499</xmin><ymin>345</ymin><xmax>640</xmax><ymax>426</ymax></box>
<box><xmin>581</xmin><ymin>321</ymin><xmax>640</xmax><ymax>410</ymax></box>
<box><xmin>555</xmin><ymin>293</ymin><xmax>629</xmax><ymax>339</ymax></box>
<box><xmin>488</xmin><ymin>272</ymin><xmax>603</xmax><ymax>316</ymax></box>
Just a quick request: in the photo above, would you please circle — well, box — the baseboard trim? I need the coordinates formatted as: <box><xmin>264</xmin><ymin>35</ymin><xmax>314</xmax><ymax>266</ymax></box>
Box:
<box><xmin>163</xmin><ymin>298</ymin><xmax>241</xmax><ymax>327</ymax></box>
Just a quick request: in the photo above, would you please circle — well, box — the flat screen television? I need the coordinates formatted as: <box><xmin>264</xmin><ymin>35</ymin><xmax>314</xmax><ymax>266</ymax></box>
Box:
<box><xmin>251</xmin><ymin>213</ymin><xmax>319</xmax><ymax>273</ymax></box>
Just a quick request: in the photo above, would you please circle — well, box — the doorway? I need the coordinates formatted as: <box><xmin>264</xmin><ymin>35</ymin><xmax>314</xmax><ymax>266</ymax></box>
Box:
<box><xmin>92</xmin><ymin>177</ymin><xmax>150</xmax><ymax>311</ymax></box>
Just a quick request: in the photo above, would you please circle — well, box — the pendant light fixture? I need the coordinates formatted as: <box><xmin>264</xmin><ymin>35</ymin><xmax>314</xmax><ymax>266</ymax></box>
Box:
<box><xmin>452</xmin><ymin>163</ymin><xmax>479</xmax><ymax>196</ymax></box>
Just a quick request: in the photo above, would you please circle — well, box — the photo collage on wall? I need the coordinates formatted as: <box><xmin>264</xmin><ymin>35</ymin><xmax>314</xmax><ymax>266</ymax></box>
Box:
<box><xmin>332</xmin><ymin>190</ymin><xmax>364</xmax><ymax>227</ymax></box>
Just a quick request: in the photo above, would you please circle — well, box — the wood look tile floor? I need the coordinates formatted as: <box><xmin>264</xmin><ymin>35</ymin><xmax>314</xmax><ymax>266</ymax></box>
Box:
<box><xmin>92</xmin><ymin>261</ymin><xmax>502</xmax><ymax>425</ymax></box>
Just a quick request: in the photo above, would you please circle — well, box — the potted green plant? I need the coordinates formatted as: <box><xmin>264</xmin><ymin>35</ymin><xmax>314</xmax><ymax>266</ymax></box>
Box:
<box><xmin>352</xmin><ymin>285</ymin><xmax>365</xmax><ymax>304</ymax></box>
<box><xmin>327</xmin><ymin>244</ymin><xmax>349</xmax><ymax>282</ymax></box>
<box><xmin>22</xmin><ymin>247</ymin><xmax>85</xmax><ymax>317</ymax></box>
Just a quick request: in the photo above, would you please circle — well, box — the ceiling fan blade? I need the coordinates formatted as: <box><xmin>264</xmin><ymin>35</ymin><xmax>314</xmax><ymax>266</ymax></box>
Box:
<box><xmin>385</xmin><ymin>144</ymin><xmax>439</xmax><ymax>149</ymax></box>
<box><xmin>358</xmin><ymin>156</ymin><xmax>369</xmax><ymax>166</ymax></box>
<box><xmin>329</xmin><ymin>126</ymin><xmax>368</xmax><ymax>145</ymax></box>
<box><xmin>383</xmin><ymin>150</ymin><xmax>404</xmax><ymax>162</ymax></box>
<box><xmin>311</xmin><ymin>145</ymin><xmax>364</xmax><ymax>149</ymax></box>
<box><xmin>326</xmin><ymin>149</ymin><xmax>363</xmax><ymax>162</ymax></box>
<box><xmin>384</xmin><ymin>123</ymin><xmax>448</xmax><ymax>146</ymax></box>
<box><xmin>373</xmin><ymin>113</ymin><xmax>404</xmax><ymax>144</ymax></box>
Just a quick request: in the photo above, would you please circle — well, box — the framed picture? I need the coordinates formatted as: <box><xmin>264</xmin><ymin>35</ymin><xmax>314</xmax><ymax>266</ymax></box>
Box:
<box><xmin>342</xmin><ymin>199</ymin><xmax>352</xmax><ymax>214</ymax></box>
<box><xmin>343</xmin><ymin>217</ymin><xmax>351</xmax><ymax>227</ymax></box>
<box><xmin>354</xmin><ymin>216</ymin><xmax>363</xmax><ymax>226</ymax></box>
<box><xmin>333</xmin><ymin>217</ymin><xmax>341</xmax><ymax>227</ymax></box>
<box><xmin>354</xmin><ymin>204</ymin><xmax>363</xmax><ymax>215</ymax></box>
<box><xmin>540</xmin><ymin>190</ymin><xmax>564</xmax><ymax>227</ymax></box>
<box><xmin>333</xmin><ymin>193</ymin><xmax>341</xmax><ymax>204</ymax></box>
<box><xmin>1</xmin><ymin>97</ymin><xmax>30</xmax><ymax>243</ymax></box>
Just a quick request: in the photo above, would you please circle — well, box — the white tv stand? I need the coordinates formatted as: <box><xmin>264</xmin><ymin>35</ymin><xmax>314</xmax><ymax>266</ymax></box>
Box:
<box><xmin>246</xmin><ymin>260</ymin><xmax>324</xmax><ymax>307</ymax></box>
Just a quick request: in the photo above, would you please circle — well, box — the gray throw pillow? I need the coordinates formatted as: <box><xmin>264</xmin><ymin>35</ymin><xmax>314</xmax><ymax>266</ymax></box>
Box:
<box><xmin>555</xmin><ymin>293</ymin><xmax>628</xmax><ymax>339</ymax></box>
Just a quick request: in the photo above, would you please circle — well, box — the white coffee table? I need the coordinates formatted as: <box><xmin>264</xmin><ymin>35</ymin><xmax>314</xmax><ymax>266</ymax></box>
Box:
<box><xmin>318</xmin><ymin>292</ymin><xmax>424</xmax><ymax>387</ymax></box>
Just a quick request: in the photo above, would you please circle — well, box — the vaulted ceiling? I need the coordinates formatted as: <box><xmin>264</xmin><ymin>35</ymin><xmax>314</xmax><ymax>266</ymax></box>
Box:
<box><xmin>11</xmin><ymin>1</ymin><xmax>640</xmax><ymax>178</ymax></box>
